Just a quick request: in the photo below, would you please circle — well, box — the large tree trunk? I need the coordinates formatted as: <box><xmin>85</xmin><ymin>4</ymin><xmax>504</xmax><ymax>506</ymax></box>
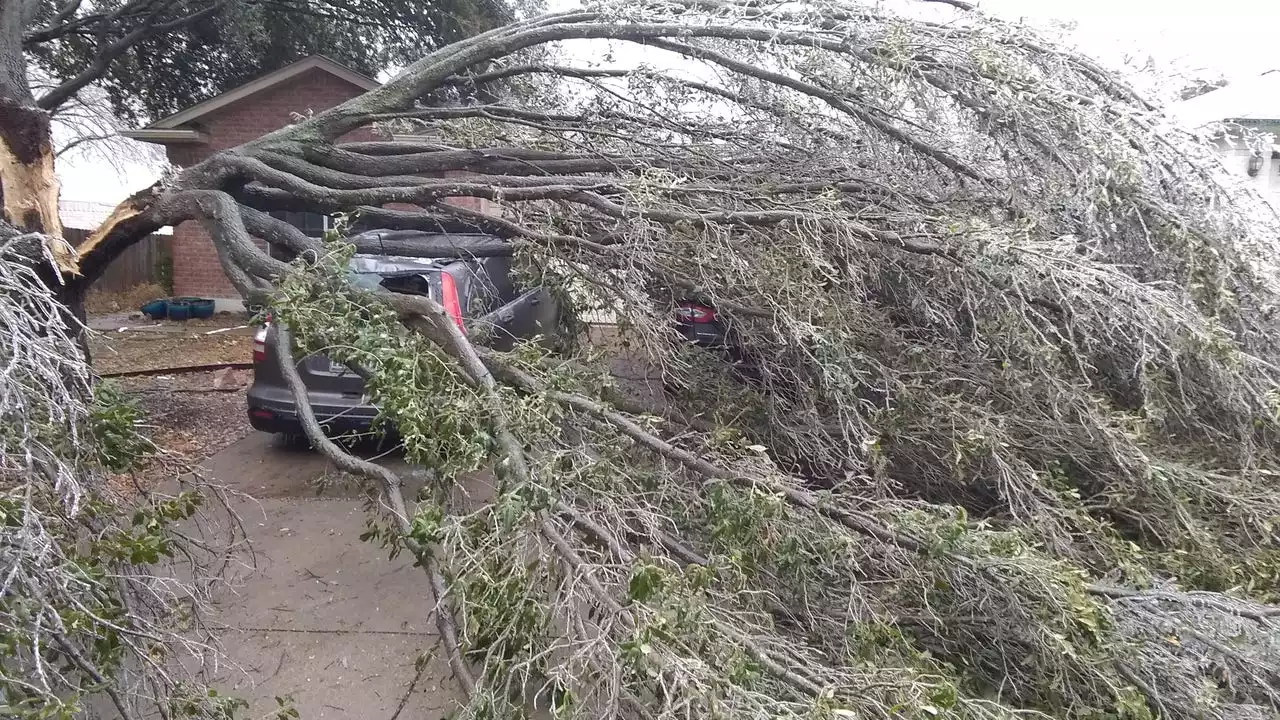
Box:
<box><xmin>1</xmin><ymin>0</ymin><xmax>92</xmax><ymax>359</ymax></box>
<box><xmin>0</xmin><ymin>95</ymin><xmax>90</xmax><ymax>358</ymax></box>
<box><xmin>0</xmin><ymin>98</ymin><xmax>85</xmax><ymax>327</ymax></box>
<box><xmin>0</xmin><ymin>1</ymin><xmax>63</xmax><ymax>239</ymax></box>
<box><xmin>0</xmin><ymin>98</ymin><xmax>62</xmax><ymax>237</ymax></box>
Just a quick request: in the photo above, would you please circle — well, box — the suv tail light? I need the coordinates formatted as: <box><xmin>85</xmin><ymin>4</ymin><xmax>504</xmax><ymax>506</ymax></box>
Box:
<box><xmin>675</xmin><ymin>303</ymin><xmax>717</xmax><ymax>322</ymax></box>
<box><xmin>252</xmin><ymin>312</ymin><xmax>271</xmax><ymax>363</ymax></box>
<box><xmin>440</xmin><ymin>272</ymin><xmax>465</xmax><ymax>334</ymax></box>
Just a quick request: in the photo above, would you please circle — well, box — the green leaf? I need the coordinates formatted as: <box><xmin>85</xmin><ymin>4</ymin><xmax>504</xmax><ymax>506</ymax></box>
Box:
<box><xmin>627</xmin><ymin>564</ymin><xmax>664</xmax><ymax>604</ymax></box>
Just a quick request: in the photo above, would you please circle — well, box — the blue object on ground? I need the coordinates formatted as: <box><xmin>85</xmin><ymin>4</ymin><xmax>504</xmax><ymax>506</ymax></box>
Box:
<box><xmin>189</xmin><ymin>298</ymin><xmax>215</xmax><ymax>319</ymax></box>
<box><xmin>141</xmin><ymin>296</ymin><xmax>214</xmax><ymax>322</ymax></box>
<box><xmin>167</xmin><ymin>301</ymin><xmax>191</xmax><ymax>321</ymax></box>
<box><xmin>140</xmin><ymin>298</ymin><xmax>168</xmax><ymax>320</ymax></box>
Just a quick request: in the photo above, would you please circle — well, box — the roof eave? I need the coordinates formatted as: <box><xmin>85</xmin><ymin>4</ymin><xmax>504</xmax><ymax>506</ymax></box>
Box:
<box><xmin>119</xmin><ymin>128</ymin><xmax>210</xmax><ymax>145</ymax></box>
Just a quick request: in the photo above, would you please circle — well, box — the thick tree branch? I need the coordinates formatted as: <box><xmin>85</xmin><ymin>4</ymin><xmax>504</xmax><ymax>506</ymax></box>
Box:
<box><xmin>72</xmin><ymin>182</ymin><xmax>164</xmax><ymax>286</ymax></box>
<box><xmin>308</xmin><ymin>143</ymin><xmax>644</xmax><ymax>178</ymax></box>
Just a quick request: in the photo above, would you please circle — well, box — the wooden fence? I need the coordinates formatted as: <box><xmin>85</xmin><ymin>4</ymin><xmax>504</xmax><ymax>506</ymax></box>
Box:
<box><xmin>65</xmin><ymin>228</ymin><xmax>171</xmax><ymax>294</ymax></box>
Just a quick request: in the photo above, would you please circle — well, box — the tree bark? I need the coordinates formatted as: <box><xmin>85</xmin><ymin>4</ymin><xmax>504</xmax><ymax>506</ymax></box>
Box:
<box><xmin>0</xmin><ymin>1</ymin><xmax>89</xmax><ymax>356</ymax></box>
<box><xmin>1</xmin><ymin>0</ymin><xmax>62</xmax><ymax>234</ymax></box>
<box><xmin>0</xmin><ymin>99</ymin><xmax>64</xmax><ymax>237</ymax></box>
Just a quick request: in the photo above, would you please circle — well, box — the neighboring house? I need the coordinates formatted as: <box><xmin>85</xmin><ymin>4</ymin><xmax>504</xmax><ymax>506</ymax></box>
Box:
<box><xmin>122</xmin><ymin>55</ymin><xmax>382</xmax><ymax>301</ymax></box>
<box><xmin>1172</xmin><ymin>70</ymin><xmax>1280</xmax><ymax>204</ymax></box>
<box><xmin>60</xmin><ymin>199</ymin><xmax>127</xmax><ymax>235</ymax></box>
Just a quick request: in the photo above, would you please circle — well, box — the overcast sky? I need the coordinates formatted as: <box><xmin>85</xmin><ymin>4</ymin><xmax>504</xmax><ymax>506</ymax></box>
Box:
<box><xmin>57</xmin><ymin>0</ymin><xmax>1280</xmax><ymax>208</ymax></box>
<box><xmin>975</xmin><ymin>0</ymin><xmax>1280</xmax><ymax>80</ymax></box>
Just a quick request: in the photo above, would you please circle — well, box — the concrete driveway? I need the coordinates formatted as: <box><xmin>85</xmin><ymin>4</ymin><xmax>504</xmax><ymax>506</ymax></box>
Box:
<box><xmin>201</xmin><ymin>433</ymin><xmax>463</xmax><ymax>719</ymax></box>
<box><xmin>164</xmin><ymin>325</ymin><xmax>657</xmax><ymax>718</ymax></box>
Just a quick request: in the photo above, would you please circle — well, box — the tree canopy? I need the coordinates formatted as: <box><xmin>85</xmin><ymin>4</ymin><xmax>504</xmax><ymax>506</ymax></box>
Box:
<box><xmin>4</xmin><ymin>0</ymin><xmax>1280</xmax><ymax>718</ymax></box>
<box><xmin>23</xmin><ymin>0</ymin><xmax>521</xmax><ymax>124</ymax></box>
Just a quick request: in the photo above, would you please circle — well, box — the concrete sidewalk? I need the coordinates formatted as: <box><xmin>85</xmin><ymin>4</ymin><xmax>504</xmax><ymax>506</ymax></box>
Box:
<box><xmin>201</xmin><ymin>434</ymin><xmax>461</xmax><ymax>719</ymax></box>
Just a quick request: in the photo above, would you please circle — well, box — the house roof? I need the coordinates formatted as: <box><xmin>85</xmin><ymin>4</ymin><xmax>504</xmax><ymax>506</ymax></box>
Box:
<box><xmin>60</xmin><ymin>199</ymin><xmax>172</xmax><ymax>234</ymax></box>
<box><xmin>60</xmin><ymin>200</ymin><xmax>119</xmax><ymax>231</ymax></box>
<box><xmin>121</xmin><ymin>55</ymin><xmax>379</xmax><ymax>143</ymax></box>
<box><xmin>1171</xmin><ymin>70</ymin><xmax>1280</xmax><ymax>128</ymax></box>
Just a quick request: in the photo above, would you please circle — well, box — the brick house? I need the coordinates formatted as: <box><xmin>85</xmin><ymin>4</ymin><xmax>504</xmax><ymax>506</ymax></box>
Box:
<box><xmin>122</xmin><ymin>55</ymin><xmax>382</xmax><ymax>301</ymax></box>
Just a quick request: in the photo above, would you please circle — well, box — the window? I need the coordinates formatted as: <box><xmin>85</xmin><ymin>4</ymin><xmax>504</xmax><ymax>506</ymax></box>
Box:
<box><xmin>271</xmin><ymin>210</ymin><xmax>330</xmax><ymax>236</ymax></box>
<box><xmin>268</xmin><ymin>211</ymin><xmax>331</xmax><ymax>261</ymax></box>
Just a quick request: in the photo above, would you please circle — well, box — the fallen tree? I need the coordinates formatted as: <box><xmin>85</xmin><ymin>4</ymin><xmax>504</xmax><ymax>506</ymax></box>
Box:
<box><xmin>9</xmin><ymin>0</ymin><xmax>1280</xmax><ymax>717</ymax></box>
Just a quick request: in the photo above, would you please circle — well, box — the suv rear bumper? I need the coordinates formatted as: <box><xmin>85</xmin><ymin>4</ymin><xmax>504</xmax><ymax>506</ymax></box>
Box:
<box><xmin>246</xmin><ymin>383</ymin><xmax>381</xmax><ymax>435</ymax></box>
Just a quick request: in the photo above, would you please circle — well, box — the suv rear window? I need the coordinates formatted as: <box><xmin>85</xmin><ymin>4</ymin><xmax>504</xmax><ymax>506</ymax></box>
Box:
<box><xmin>346</xmin><ymin>254</ymin><xmax>448</xmax><ymax>296</ymax></box>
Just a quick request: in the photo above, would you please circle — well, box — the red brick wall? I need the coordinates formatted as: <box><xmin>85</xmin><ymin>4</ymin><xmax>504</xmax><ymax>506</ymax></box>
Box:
<box><xmin>441</xmin><ymin>170</ymin><xmax>494</xmax><ymax>215</ymax></box>
<box><xmin>166</xmin><ymin>68</ymin><xmax>378</xmax><ymax>298</ymax></box>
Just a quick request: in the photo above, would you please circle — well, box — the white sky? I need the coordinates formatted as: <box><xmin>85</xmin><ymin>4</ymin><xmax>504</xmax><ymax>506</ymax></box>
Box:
<box><xmin>974</xmin><ymin>0</ymin><xmax>1280</xmax><ymax>80</ymax></box>
<box><xmin>57</xmin><ymin>0</ymin><xmax>1280</xmax><ymax>209</ymax></box>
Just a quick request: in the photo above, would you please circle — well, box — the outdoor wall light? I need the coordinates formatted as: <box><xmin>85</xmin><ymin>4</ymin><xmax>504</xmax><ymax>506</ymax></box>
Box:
<box><xmin>1248</xmin><ymin>154</ymin><xmax>1264</xmax><ymax>177</ymax></box>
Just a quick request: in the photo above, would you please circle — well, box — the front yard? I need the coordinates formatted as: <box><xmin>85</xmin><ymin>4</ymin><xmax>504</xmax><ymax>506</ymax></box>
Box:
<box><xmin>90</xmin><ymin>312</ymin><xmax>257</xmax><ymax>482</ymax></box>
<box><xmin>89</xmin><ymin>312</ymin><xmax>255</xmax><ymax>375</ymax></box>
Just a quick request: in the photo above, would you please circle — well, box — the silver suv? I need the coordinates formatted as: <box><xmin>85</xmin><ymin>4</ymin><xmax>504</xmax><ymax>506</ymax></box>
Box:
<box><xmin>246</xmin><ymin>231</ymin><xmax>558</xmax><ymax>442</ymax></box>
